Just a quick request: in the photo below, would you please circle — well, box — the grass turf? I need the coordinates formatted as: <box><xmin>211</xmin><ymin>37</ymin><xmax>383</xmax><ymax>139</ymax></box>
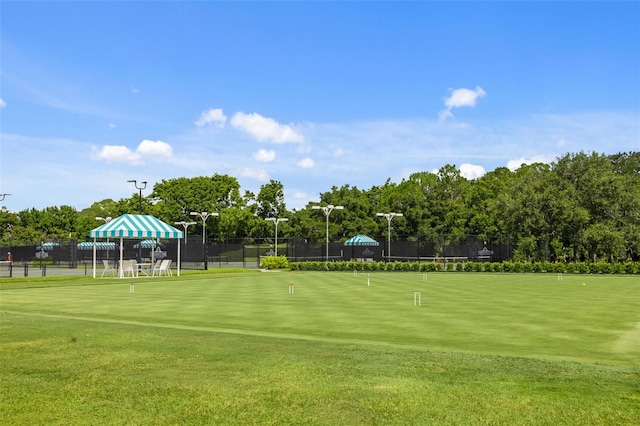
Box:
<box><xmin>1</xmin><ymin>272</ymin><xmax>639</xmax><ymax>424</ymax></box>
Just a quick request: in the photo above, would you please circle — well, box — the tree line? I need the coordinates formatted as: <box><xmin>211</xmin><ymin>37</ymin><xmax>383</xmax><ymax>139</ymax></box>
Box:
<box><xmin>1</xmin><ymin>151</ymin><xmax>638</xmax><ymax>262</ymax></box>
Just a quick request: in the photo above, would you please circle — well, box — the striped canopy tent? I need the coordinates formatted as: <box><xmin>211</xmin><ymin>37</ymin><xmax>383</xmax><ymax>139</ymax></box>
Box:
<box><xmin>36</xmin><ymin>242</ymin><xmax>61</xmax><ymax>251</ymax></box>
<box><xmin>343</xmin><ymin>235</ymin><xmax>379</xmax><ymax>246</ymax></box>
<box><xmin>77</xmin><ymin>241</ymin><xmax>117</xmax><ymax>250</ymax></box>
<box><xmin>133</xmin><ymin>240</ymin><xmax>165</xmax><ymax>249</ymax></box>
<box><xmin>88</xmin><ymin>214</ymin><xmax>183</xmax><ymax>278</ymax></box>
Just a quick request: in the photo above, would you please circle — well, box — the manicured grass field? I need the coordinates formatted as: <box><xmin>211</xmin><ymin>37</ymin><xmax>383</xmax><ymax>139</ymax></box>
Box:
<box><xmin>1</xmin><ymin>272</ymin><xmax>639</xmax><ymax>424</ymax></box>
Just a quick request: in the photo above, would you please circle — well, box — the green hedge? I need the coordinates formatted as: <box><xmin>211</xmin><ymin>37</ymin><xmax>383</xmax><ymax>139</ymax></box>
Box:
<box><xmin>288</xmin><ymin>260</ymin><xmax>640</xmax><ymax>274</ymax></box>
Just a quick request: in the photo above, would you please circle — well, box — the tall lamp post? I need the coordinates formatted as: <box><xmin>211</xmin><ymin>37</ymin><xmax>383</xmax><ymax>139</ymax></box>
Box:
<box><xmin>96</xmin><ymin>216</ymin><xmax>113</xmax><ymax>264</ymax></box>
<box><xmin>266</xmin><ymin>217</ymin><xmax>288</xmax><ymax>257</ymax></box>
<box><xmin>174</xmin><ymin>221</ymin><xmax>197</xmax><ymax>244</ymax></box>
<box><xmin>0</xmin><ymin>194</ymin><xmax>11</xmax><ymax>202</ymax></box>
<box><xmin>127</xmin><ymin>180</ymin><xmax>147</xmax><ymax>213</ymax></box>
<box><xmin>312</xmin><ymin>205</ymin><xmax>344</xmax><ymax>262</ymax></box>
<box><xmin>376</xmin><ymin>212</ymin><xmax>403</xmax><ymax>262</ymax></box>
<box><xmin>190</xmin><ymin>212</ymin><xmax>218</xmax><ymax>270</ymax></box>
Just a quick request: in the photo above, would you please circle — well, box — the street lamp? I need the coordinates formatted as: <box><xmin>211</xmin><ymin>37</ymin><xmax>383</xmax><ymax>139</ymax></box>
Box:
<box><xmin>376</xmin><ymin>212</ymin><xmax>403</xmax><ymax>262</ymax></box>
<box><xmin>312</xmin><ymin>204</ymin><xmax>344</xmax><ymax>262</ymax></box>
<box><xmin>0</xmin><ymin>194</ymin><xmax>11</xmax><ymax>202</ymax></box>
<box><xmin>96</xmin><ymin>216</ymin><xmax>113</xmax><ymax>263</ymax></box>
<box><xmin>266</xmin><ymin>217</ymin><xmax>288</xmax><ymax>257</ymax></box>
<box><xmin>174</xmin><ymin>221</ymin><xmax>197</xmax><ymax>243</ymax></box>
<box><xmin>127</xmin><ymin>180</ymin><xmax>147</xmax><ymax>213</ymax></box>
<box><xmin>190</xmin><ymin>211</ymin><xmax>219</xmax><ymax>269</ymax></box>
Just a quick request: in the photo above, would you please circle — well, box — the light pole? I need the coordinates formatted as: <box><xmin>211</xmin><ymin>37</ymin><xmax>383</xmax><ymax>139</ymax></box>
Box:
<box><xmin>376</xmin><ymin>212</ymin><xmax>403</xmax><ymax>262</ymax></box>
<box><xmin>0</xmin><ymin>194</ymin><xmax>11</xmax><ymax>202</ymax></box>
<box><xmin>96</xmin><ymin>216</ymin><xmax>113</xmax><ymax>263</ymax></box>
<box><xmin>266</xmin><ymin>217</ymin><xmax>288</xmax><ymax>257</ymax></box>
<box><xmin>312</xmin><ymin>204</ymin><xmax>344</xmax><ymax>262</ymax></box>
<box><xmin>127</xmin><ymin>180</ymin><xmax>147</xmax><ymax>213</ymax></box>
<box><xmin>174</xmin><ymin>221</ymin><xmax>197</xmax><ymax>243</ymax></box>
<box><xmin>190</xmin><ymin>211</ymin><xmax>219</xmax><ymax>269</ymax></box>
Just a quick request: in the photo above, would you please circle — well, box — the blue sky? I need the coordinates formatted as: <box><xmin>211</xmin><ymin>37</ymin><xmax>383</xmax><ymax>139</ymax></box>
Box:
<box><xmin>1</xmin><ymin>1</ymin><xmax>638</xmax><ymax>212</ymax></box>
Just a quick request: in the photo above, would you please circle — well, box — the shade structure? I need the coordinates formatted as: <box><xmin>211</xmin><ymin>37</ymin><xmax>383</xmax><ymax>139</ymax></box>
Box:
<box><xmin>343</xmin><ymin>235</ymin><xmax>379</xmax><ymax>246</ymax></box>
<box><xmin>88</xmin><ymin>214</ymin><xmax>183</xmax><ymax>278</ymax></box>
<box><xmin>133</xmin><ymin>240</ymin><xmax>166</xmax><ymax>249</ymax></box>
<box><xmin>77</xmin><ymin>241</ymin><xmax>117</xmax><ymax>250</ymax></box>
<box><xmin>36</xmin><ymin>242</ymin><xmax>61</xmax><ymax>251</ymax></box>
<box><xmin>90</xmin><ymin>214</ymin><xmax>183</xmax><ymax>239</ymax></box>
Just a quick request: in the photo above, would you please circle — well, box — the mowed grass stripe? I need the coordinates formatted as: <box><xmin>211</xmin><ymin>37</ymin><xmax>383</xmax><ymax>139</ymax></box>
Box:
<box><xmin>1</xmin><ymin>272</ymin><xmax>638</xmax><ymax>364</ymax></box>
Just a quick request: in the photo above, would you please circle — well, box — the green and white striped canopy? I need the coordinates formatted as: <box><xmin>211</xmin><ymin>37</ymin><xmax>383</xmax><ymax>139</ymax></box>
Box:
<box><xmin>89</xmin><ymin>214</ymin><xmax>184</xmax><ymax>239</ymax></box>
<box><xmin>77</xmin><ymin>241</ymin><xmax>117</xmax><ymax>250</ymax></box>
<box><xmin>343</xmin><ymin>235</ymin><xmax>379</xmax><ymax>246</ymax></box>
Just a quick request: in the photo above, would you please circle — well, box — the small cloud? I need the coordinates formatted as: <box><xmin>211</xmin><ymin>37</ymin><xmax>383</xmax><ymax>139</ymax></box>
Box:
<box><xmin>297</xmin><ymin>157</ymin><xmax>314</xmax><ymax>169</ymax></box>
<box><xmin>0</xmin><ymin>98</ymin><xmax>6</xmax><ymax>108</ymax></box>
<box><xmin>239</xmin><ymin>168</ymin><xmax>270</xmax><ymax>182</ymax></box>
<box><xmin>459</xmin><ymin>163</ymin><xmax>486</xmax><ymax>180</ymax></box>
<box><xmin>231</xmin><ymin>112</ymin><xmax>304</xmax><ymax>143</ymax></box>
<box><xmin>131</xmin><ymin>87</ymin><xmax>140</xmax><ymax>94</ymax></box>
<box><xmin>108</xmin><ymin>123</ymin><xmax>116</xmax><ymax>129</ymax></box>
<box><xmin>253</xmin><ymin>149</ymin><xmax>276</xmax><ymax>162</ymax></box>
<box><xmin>334</xmin><ymin>147</ymin><xmax>344</xmax><ymax>157</ymax></box>
<box><xmin>92</xmin><ymin>139</ymin><xmax>173</xmax><ymax>164</ymax></box>
<box><xmin>439</xmin><ymin>86</ymin><xmax>486</xmax><ymax>121</ymax></box>
<box><xmin>291</xmin><ymin>191</ymin><xmax>308</xmax><ymax>199</ymax></box>
<box><xmin>137</xmin><ymin>140</ymin><xmax>173</xmax><ymax>157</ymax></box>
<box><xmin>195</xmin><ymin>108</ymin><xmax>227</xmax><ymax>128</ymax></box>
<box><xmin>506</xmin><ymin>155</ymin><xmax>554</xmax><ymax>171</ymax></box>
<box><xmin>92</xmin><ymin>145</ymin><xmax>141</xmax><ymax>165</ymax></box>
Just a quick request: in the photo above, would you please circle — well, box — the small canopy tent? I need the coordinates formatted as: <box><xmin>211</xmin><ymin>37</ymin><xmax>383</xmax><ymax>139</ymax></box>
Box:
<box><xmin>77</xmin><ymin>241</ymin><xmax>117</xmax><ymax>250</ymax></box>
<box><xmin>343</xmin><ymin>235</ymin><xmax>379</xmax><ymax>246</ymax></box>
<box><xmin>88</xmin><ymin>214</ymin><xmax>183</xmax><ymax>278</ymax></box>
<box><xmin>344</xmin><ymin>235</ymin><xmax>380</xmax><ymax>261</ymax></box>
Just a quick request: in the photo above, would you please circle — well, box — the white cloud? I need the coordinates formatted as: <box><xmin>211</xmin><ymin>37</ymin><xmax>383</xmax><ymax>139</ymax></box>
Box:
<box><xmin>231</xmin><ymin>112</ymin><xmax>304</xmax><ymax>143</ymax></box>
<box><xmin>291</xmin><ymin>191</ymin><xmax>309</xmax><ymax>199</ymax></box>
<box><xmin>334</xmin><ymin>147</ymin><xmax>344</xmax><ymax>157</ymax></box>
<box><xmin>195</xmin><ymin>108</ymin><xmax>227</xmax><ymax>128</ymax></box>
<box><xmin>0</xmin><ymin>98</ymin><xmax>6</xmax><ymax>108</ymax></box>
<box><xmin>459</xmin><ymin>163</ymin><xmax>486</xmax><ymax>180</ymax></box>
<box><xmin>297</xmin><ymin>157</ymin><xmax>315</xmax><ymax>169</ymax></box>
<box><xmin>439</xmin><ymin>86</ymin><xmax>486</xmax><ymax>121</ymax></box>
<box><xmin>108</xmin><ymin>122</ymin><xmax>116</xmax><ymax>129</ymax></box>
<box><xmin>253</xmin><ymin>149</ymin><xmax>276</xmax><ymax>162</ymax></box>
<box><xmin>92</xmin><ymin>140</ymin><xmax>173</xmax><ymax>165</ymax></box>
<box><xmin>131</xmin><ymin>87</ymin><xmax>140</xmax><ymax>94</ymax></box>
<box><xmin>137</xmin><ymin>139</ymin><xmax>173</xmax><ymax>157</ymax></box>
<box><xmin>239</xmin><ymin>168</ymin><xmax>270</xmax><ymax>182</ymax></box>
<box><xmin>506</xmin><ymin>155</ymin><xmax>555</xmax><ymax>171</ymax></box>
<box><xmin>92</xmin><ymin>145</ymin><xmax>141</xmax><ymax>165</ymax></box>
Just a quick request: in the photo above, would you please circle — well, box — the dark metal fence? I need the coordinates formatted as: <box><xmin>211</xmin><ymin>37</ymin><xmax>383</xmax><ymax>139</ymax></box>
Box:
<box><xmin>0</xmin><ymin>234</ymin><xmax>514</xmax><ymax>277</ymax></box>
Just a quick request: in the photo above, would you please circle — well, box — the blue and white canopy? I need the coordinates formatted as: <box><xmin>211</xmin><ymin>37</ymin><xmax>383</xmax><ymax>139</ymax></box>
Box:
<box><xmin>89</xmin><ymin>214</ymin><xmax>183</xmax><ymax>239</ymax></box>
<box><xmin>88</xmin><ymin>214</ymin><xmax>183</xmax><ymax>278</ymax></box>
<box><xmin>77</xmin><ymin>241</ymin><xmax>117</xmax><ymax>250</ymax></box>
<box><xmin>343</xmin><ymin>235</ymin><xmax>379</xmax><ymax>246</ymax></box>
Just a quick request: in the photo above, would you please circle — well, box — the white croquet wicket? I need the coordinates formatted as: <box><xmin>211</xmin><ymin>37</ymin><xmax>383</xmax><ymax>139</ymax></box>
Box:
<box><xmin>414</xmin><ymin>292</ymin><xmax>421</xmax><ymax>306</ymax></box>
<box><xmin>288</xmin><ymin>282</ymin><xmax>294</xmax><ymax>294</ymax></box>
<box><xmin>129</xmin><ymin>282</ymin><xmax>135</xmax><ymax>293</ymax></box>
<box><xmin>367</xmin><ymin>273</ymin><xmax>370</xmax><ymax>286</ymax></box>
<box><xmin>423</xmin><ymin>273</ymin><xmax>428</xmax><ymax>281</ymax></box>
<box><xmin>557</xmin><ymin>273</ymin><xmax>563</xmax><ymax>281</ymax></box>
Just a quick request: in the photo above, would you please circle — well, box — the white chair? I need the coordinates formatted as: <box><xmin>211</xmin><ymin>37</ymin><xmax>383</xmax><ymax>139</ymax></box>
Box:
<box><xmin>121</xmin><ymin>259</ymin><xmax>138</xmax><ymax>278</ymax></box>
<box><xmin>155</xmin><ymin>259</ymin><xmax>172</xmax><ymax>276</ymax></box>
<box><xmin>101</xmin><ymin>259</ymin><xmax>117</xmax><ymax>278</ymax></box>
<box><xmin>151</xmin><ymin>259</ymin><xmax>163</xmax><ymax>276</ymax></box>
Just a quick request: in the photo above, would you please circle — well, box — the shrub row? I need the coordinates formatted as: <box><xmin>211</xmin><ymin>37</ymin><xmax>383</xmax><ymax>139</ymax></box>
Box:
<box><xmin>288</xmin><ymin>260</ymin><xmax>640</xmax><ymax>274</ymax></box>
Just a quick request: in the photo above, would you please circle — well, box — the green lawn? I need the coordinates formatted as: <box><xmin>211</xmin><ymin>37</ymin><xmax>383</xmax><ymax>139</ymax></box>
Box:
<box><xmin>1</xmin><ymin>272</ymin><xmax>639</xmax><ymax>424</ymax></box>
